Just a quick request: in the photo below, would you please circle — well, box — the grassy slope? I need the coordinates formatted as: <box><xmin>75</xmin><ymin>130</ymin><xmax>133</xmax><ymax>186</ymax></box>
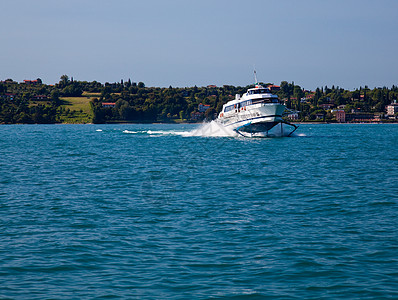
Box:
<box><xmin>82</xmin><ymin>92</ymin><xmax>101</xmax><ymax>97</ymax></box>
<box><xmin>59</xmin><ymin>96</ymin><xmax>94</xmax><ymax>123</ymax></box>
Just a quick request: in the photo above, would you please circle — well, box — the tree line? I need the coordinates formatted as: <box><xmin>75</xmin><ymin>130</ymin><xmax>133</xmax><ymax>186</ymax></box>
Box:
<box><xmin>1</xmin><ymin>75</ymin><xmax>397</xmax><ymax>124</ymax></box>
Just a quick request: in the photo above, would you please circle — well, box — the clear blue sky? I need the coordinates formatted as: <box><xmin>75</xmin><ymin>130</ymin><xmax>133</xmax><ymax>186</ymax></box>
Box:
<box><xmin>1</xmin><ymin>0</ymin><xmax>397</xmax><ymax>90</ymax></box>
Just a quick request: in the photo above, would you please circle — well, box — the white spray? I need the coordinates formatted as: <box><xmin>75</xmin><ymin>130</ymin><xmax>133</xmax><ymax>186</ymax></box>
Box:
<box><xmin>189</xmin><ymin>121</ymin><xmax>238</xmax><ymax>137</ymax></box>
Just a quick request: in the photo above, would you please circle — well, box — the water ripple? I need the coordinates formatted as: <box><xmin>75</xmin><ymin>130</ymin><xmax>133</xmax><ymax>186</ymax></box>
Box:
<box><xmin>0</xmin><ymin>124</ymin><xmax>397</xmax><ymax>299</ymax></box>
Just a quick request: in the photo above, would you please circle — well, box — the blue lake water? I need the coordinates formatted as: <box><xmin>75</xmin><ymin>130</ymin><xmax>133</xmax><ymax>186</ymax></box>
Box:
<box><xmin>0</xmin><ymin>123</ymin><xmax>397</xmax><ymax>299</ymax></box>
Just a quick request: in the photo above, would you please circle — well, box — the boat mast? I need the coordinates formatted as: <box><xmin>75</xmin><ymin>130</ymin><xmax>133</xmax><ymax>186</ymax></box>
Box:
<box><xmin>254</xmin><ymin>69</ymin><xmax>258</xmax><ymax>85</ymax></box>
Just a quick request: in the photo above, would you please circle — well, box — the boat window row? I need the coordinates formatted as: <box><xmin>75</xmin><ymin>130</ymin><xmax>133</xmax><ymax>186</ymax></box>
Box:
<box><xmin>224</xmin><ymin>104</ymin><xmax>237</xmax><ymax>112</ymax></box>
<box><xmin>224</xmin><ymin>100</ymin><xmax>252</xmax><ymax>112</ymax></box>
<box><xmin>240</xmin><ymin>100</ymin><xmax>252</xmax><ymax>107</ymax></box>
<box><xmin>248</xmin><ymin>89</ymin><xmax>270</xmax><ymax>95</ymax></box>
<box><xmin>224</xmin><ymin>98</ymin><xmax>279</xmax><ymax>112</ymax></box>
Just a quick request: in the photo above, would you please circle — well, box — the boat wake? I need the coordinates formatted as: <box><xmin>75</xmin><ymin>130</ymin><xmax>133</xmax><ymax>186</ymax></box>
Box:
<box><xmin>96</xmin><ymin>121</ymin><xmax>300</xmax><ymax>138</ymax></box>
<box><xmin>107</xmin><ymin>122</ymin><xmax>236</xmax><ymax>137</ymax></box>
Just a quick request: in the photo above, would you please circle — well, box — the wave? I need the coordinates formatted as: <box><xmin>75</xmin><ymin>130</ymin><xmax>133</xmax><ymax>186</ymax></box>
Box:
<box><xmin>143</xmin><ymin>122</ymin><xmax>237</xmax><ymax>137</ymax></box>
<box><xmin>123</xmin><ymin>130</ymin><xmax>138</xmax><ymax>134</ymax></box>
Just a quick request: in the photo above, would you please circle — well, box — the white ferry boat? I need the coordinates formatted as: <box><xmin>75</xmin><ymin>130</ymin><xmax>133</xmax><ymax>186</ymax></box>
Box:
<box><xmin>216</xmin><ymin>77</ymin><xmax>298</xmax><ymax>137</ymax></box>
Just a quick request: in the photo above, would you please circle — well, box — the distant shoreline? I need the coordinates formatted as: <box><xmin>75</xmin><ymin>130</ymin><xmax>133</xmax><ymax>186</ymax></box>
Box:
<box><xmin>2</xmin><ymin>78</ymin><xmax>398</xmax><ymax>125</ymax></box>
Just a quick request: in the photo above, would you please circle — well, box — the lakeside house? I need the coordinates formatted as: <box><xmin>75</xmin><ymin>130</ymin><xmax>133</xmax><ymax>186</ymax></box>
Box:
<box><xmin>102</xmin><ymin>102</ymin><xmax>116</xmax><ymax>108</ymax></box>
<box><xmin>198</xmin><ymin>103</ymin><xmax>210</xmax><ymax>113</ymax></box>
<box><xmin>303</xmin><ymin>93</ymin><xmax>315</xmax><ymax>102</ymax></box>
<box><xmin>332</xmin><ymin>109</ymin><xmax>382</xmax><ymax>123</ymax></box>
<box><xmin>23</xmin><ymin>79</ymin><xmax>40</xmax><ymax>85</ymax></box>
<box><xmin>335</xmin><ymin>110</ymin><xmax>346</xmax><ymax>123</ymax></box>
<box><xmin>191</xmin><ymin>111</ymin><xmax>203</xmax><ymax>120</ymax></box>
<box><xmin>267</xmin><ymin>84</ymin><xmax>280</xmax><ymax>92</ymax></box>
<box><xmin>287</xmin><ymin>112</ymin><xmax>299</xmax><ymax>120</ymax></box>
<box><xmin>386</xmin><ymin>102</ymin><xmax>398</xmax><ymax>116</ymax></box>
<box><xmin>346</xmin><ymin>113</ymin><xmax>378</xmax><ymax>123</ymax></box>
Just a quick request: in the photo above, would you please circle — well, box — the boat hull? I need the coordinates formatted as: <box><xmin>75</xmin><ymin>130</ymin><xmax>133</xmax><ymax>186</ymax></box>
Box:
<box><xmin>237</xmin><ymin>120</ymin><xmax>281</xmax><ymax>133</ymax></box>
<box><xmin>227</xmin><ymin>117</ymin><xmax>298</xmax><ymax>137</ymax></box>
<box><xmin>219</xmin><ymin>103</ymin><xmax>286</xmax><ymax>133</ymax></box>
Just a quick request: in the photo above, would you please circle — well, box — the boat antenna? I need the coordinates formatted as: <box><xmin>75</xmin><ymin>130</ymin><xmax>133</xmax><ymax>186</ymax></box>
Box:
<box><xmin>254</xmin><ymin>69</ymin><xmax>258</xmax><ymax>85</ymax></box>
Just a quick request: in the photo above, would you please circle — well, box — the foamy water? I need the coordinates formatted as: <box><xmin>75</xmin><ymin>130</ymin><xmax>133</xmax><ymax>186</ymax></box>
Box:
<box><xmin>189</xmin><ymin>121</ymin><xmax>238</xmax><ymax>137</ymax></box>
<box><xmin>115</xmin><ymin>121</ymin><xmax>300</xmax><ymax>138</ymax></box>
<box><xmin>182</xmin><ymin>121</ymin><xmax>298</xmax><ymax>138</ymax></box>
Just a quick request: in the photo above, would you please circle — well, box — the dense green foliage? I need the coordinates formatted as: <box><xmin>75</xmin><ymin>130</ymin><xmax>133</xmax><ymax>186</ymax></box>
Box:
<box><xmin>90</xmin><ymin>84</ymin><xmax>247</xmax><ymax>123</ymax></box>
<box><xmin>276</xmin><ymin>81</ymin><xmax>398</xmax><ymax>121</ymax></box>
<box><xmin>1</xmin><ymin>76</ymin><xmax>397</xmax><ymax>124</ymax></box>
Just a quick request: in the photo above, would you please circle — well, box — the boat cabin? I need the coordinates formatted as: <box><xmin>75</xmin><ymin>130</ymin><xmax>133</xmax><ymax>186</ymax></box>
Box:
<box><xmin>220</xmin><ymin>84</ymin><xmax>280</xmax><ymax>115</ymax></box>
<box><xmin>246</xmin><ymin>88</ymin><xmax>270</xmax><ymax>95</ymax></box>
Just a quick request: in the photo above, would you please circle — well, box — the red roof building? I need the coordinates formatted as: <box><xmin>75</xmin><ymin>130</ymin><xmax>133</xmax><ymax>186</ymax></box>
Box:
<box><xmin>191</xmin><ymin>112</ymin><xmax>203</xmax><ymax>120</ymax></box>
<box><xmin>267</xmin><ymin>84</ymin><xmax>280</xmax><ymax>92</ymax></box>
<box><xmin>102</xmin><ymin>102</ymin><xmax>116</xmax><ymax>108</ymax></box>
<box><xmin>23</xmin><ymin>80</ymin><xmax>40</xmax><ymax>85</ymax></box>
<box><xmin>198</xmin><ymin>103</ymin><xmax>210</xmax><ymax>112</ymax></box>
<box><xmin>335</xmin><ymin>110</ymin><xmax>345</xmax><ymax>123</ymax></box>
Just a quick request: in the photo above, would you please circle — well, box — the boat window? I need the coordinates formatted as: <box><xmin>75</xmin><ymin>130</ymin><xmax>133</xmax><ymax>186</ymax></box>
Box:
<box><xmin>252</xmin><ymin>89</ymin><xmax>267</xmax><ymax>94</ymax></box>
<box><xmin>238</xmin><ymin>100</ymin><xmax>254</xmax><ymax>108</ymax></box>
<box><xmin>252</xmin><ymin>99</ymin><xmax>264</xmax><ymax>104</ymax></box>
<box><xmin>242</xmin><ymin>100</ymin><xmax>252</xmax><ymax>106</ymax></box>
<box><xmin>224</xmin><ymin>105</ymin><xmax>235</xmax><ymax>112</ymax></box>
